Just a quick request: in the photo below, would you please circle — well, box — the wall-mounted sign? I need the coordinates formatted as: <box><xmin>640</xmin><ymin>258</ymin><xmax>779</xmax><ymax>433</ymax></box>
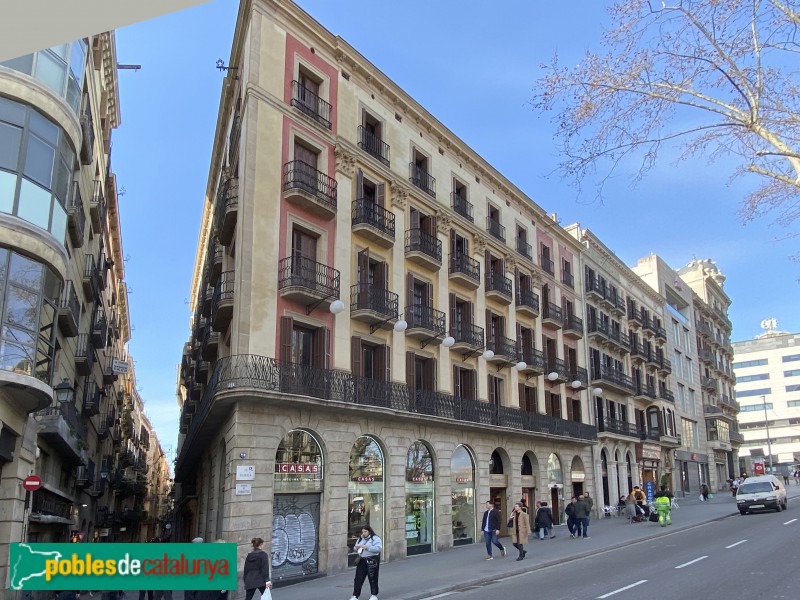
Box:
<box><xmin>277</xmin><ymin>463</ymin><xmax>319</xmax><ymax>474</ymax></box>
<box><xmin>236</xmin><ymin>465</ymin><xmax>255</xmax><ymax>480</ymax></box>
<box><xmin>454</xmin><ymin>477</ymin><xmax>471</xmax><ymax>484</ymax></box>
<box><xmin>235</xmin><ymin>484</ymin><xmax>252</xmax><ymax>495</ymax></box>
<box><xmin>356</xmin><ymin>476</ymin><xmax>375</xmax><ymax>483</ymax></box>
<box><xmin>111</xmin><ymin>359</ymin><xmax>130</xmax><ymax>375</ymax></box>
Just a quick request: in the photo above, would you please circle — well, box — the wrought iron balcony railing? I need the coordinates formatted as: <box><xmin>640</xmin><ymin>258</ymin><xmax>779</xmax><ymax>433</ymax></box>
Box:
<box><xmin>516</xmin><ymin>288</ymin><xmax>540</xmax><ymax>313</ymax></box>
<box><xmin>350</xmin><ymin>284</ymin><xmax>399</xmax><ymax>319</ymax></box>
<box><xmin>486</xmin><ymin>217</ymin><xmax>505</xmax><ymax>242</ymax></box>
<box><xmin>282</xmin><ymin>160</ymin><xmax>337</xmax><ymax>209</ymax></box>
<box><xmin>450</xmin><ymin>322</ymin><xmax>484</xmax><ymax>348</ymax></box>
<box><xmin>485</xmin><ymin>272</ymin><xmax>512</xmax><ymax>298</ymax></box>
<box><xmin>358</xmin><ymin>125</ymin><xmax>390</xmax><ymax>165</ymax></box>
<box><xmin>405</xmin><ymin>305</ymin><xmax>446</xmax><ymax>336</ymax></box>
<box><xmin>278</xmin><ymin>256</ymin><xmax>340</xmax><ymax>298</ymax></box>
<box><xmin>449</xmin><ymin>252</ymin><xmax>480</xmax><ymax>283</ymax></box>
<box><xmin>291</xmin><ymin>80</ymin><xmax>332</xmax><ymax>128</ymax></box>
<box><xmin>405</xmin><ymin>228</ymin><xmax>442</xmax><ymax>262</ymax></box>
<box><xmin>352</xmin><ymin>199</ymin><xmax>395</xmax><ymax>238</ymax></box>
<box><xmin>451</xmin><ymin>193</ymin><xmax>473</xmax><ymax>221</ymax></box>
<box><xmin>409</xmin><ymin>163</ymin><xmax>436</xmax><ymax>197</ymax></box>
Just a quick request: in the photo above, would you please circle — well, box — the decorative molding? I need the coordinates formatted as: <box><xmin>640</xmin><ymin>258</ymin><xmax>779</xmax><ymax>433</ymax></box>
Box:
<box><xmin>334</xmin><ymin>144</ymin><xmax>356</xmax><ymax>177</ymax></box>
<box><xmin>474</xmin><ymin>235</ymin><xmax>489</xmax><ymax>255</ymax></box>
<box><xmin>505</xmin><ymin>256</ymin><xmax>517</xmax><ymax>273</ymax></box>
<box><xmin>436</xmin><ymin>215</ymin><xmax>452</xmax><ymax>235</ymax></box>
<box><xmin>390</xmin><ymin>181</ymin><xmax>407</xmax><ymax>210</ymax></box>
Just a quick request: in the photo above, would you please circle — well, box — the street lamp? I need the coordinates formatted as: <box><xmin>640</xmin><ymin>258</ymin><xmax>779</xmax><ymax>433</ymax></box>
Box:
<box><xmin>54</xmin><ymin>378</ymin><xmax>74</xmax><ymax>403</ymax></box>
<box><xmin>762</xmin><ymin>395</ymin><xmax>774</xmax><ymax>473</ymax></box>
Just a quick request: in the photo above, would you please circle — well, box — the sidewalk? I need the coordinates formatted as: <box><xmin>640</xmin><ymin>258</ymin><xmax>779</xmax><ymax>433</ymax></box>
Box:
<box><xmin>122</xmin><ymin>487</ymin><xmax>800</xmax><ymax>600</ymax></box>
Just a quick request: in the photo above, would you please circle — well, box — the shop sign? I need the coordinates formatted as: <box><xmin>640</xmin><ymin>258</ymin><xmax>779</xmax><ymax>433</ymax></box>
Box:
<box><xmin>276</xmin><ymin>463</ymin><xmax>321</xmax><ymax>477</ymax></box>
<box><xmin>111</xmin><ymin>359</ymin><xmax>130</xmax><ymax>375</ymax></box>
<box><xmin>236</xmin><ymin>465</ymin><xmax>255</xmax><ymax>481</ymax></box>
<box><xmin>408</xmin><ymin>475</ymin><xmax>429</xmax><ymax>483</ymax></box>
<box><xmin>454</xmin><ymin>477</ymin><xmax>471</xmax><ymax>484</ymax></box>
<box><xmin>355</xmin><ymin>476</ymin><xmax>375</xmax><ymax>483</ymax></box>
<box><xmin>636</xmin><ymin>443</ymin><xmax>661</xmax><ymax>461</ymax></box>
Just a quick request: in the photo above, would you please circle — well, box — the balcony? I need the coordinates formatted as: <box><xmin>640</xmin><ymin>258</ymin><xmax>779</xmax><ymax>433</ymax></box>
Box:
<box><xmin>700</xmin><ymin>375</ymin><xmax>718</xmax><ymax>391</ymax></box>
<box><xmin>703</xmin><ymin>403</ymin><xmax>723</xmax><ymax>415</ymax></box>
<box><xmin>587</xmin><ymin>320</ymin><xmax>630</xmax><ymax>354</ymax></box>
<box><xmin>103</xmin><ymin>354</ymin><xmax>118</xmax><ymax>385</ymax></box>
<box><xmin>202</xmin><ymin>284</ymin><xmax>213</xmax><ymax>317</ymax></box>
<box><xmin>608</xmin><ymin>294</ymin><xmax>626</xmax><ymax>317</ymax></box>
<box><xmin>585</xmin><ymin>274</ymin><xmax>605</xmax><ymax>302</ymax></box>
<box><xmin>216</xmin><ymin>177</ymin><xmax>239</xmax><ymax>246</ymax></box>
<box><xmin>627</xmin><ymin>305</ymin><xmax>642</xmax><ymax>327</ymax></box>
<box><xmin>564</xmin><ymin>314</ymin><xmax>583</xmax><ymax>339</ymax></box>
<box><xmin>409</xmin><ymin>163</ymin><xmax>436</xmax><ymax>197</ymax></box>
<box><xmin>485</xmin><ymin>272</ymin><xmax>512</xmax><ymax>305</ymax></box>
<box><xmin>79</xmin><ymin>113</ymin><xmax>94</xmax><ymax>165</ymax></box>
<box><xmin>211</xmin><ymin>271</ymin><xmax>235</xmax><ymax>332</ymax></box>
<box><xmin>36</xmin><ymin>402</ymin><xmax>83</xmax><ymax>466</ymax></box>
<box><xmin>291</xmin><ymin>80</ymin><xmax>332</xmax><ymax>129</ymax></box>
<box><xmin>485</xmin><ymin>335</ymin><xmax>517</xmax><ymax>364</ymax></box>
<box><xmin>31</xmin><ymin>488</ymin><xmax>77</xmax><ymax>523</ymax></box>
<box><xmin>695</xmin><ymin>320</ymin><xmax>713</xmax><ymax>339</ymax></box>
<box><xmin>540</xmin><ymin>255</ymin><xmax>554</xmax><ymax>276</ymax></box>
<box><xmin>542</xmin><ymin>302</ymin><xmax>563</xmax><ymax>328</ymax></box>
<box><xmin>592</xmin><ymin>365</ymin><xmax>635</xmax><ymax>395</ymax></box>
<box><xmin>89</xmin><ymin>180</ymin><xmax>106</xmax><ymax>232</ymax></box>
<box><xmin>405</xmin><ymin>229</ymin><xmax>442</xmax><ymax>270</ymax></box>
<box><xmin>729</xmin><ymin>431</ymin><xmax>744</xmax><ymax>444</ymax></box>
<box><xmin>357</xmin><ymin>125</ymin><xmax>390</xmax><ymax>166</ymax></box>
<box><xmin>210</xmin><ymin>240</ymin><xmax>223</xmax><ymax>281</ymax></box>
<box><xmin>633</xmin><ymin>382</ymin><xmax>657</xmax><ymax>401</ymax></box>
<box><xmin>451</xmin><ymin>193</ymin><xmax>473</xmax><ymax>222</ymax></box>
<box><xmin>518</xmin><ymin>347</ymin><xmax>546</xmax><ymax>375</ymax></box>
<box><xmin>655</xmin><ymin>356</ymin><xmax>672</xmax><ymax>374</ymax></box>
<box><xmin>449</xmin><ymin>322</ymin><xmax>484</xmax><ymax>353</ymax></box>
<box><xmin>562</xmin><ymin>270</ymin><xmax>574</xmax><ymax>289</ymax></box>
<box><xmin>91</xmin><ymin>306</ymin><xmax>107</xmax><ymax>347</ymax></box>
<box><xmin>67</xmin><ymin>183</ymin><xmax>85</xmax><ymax>247</ymax></box>
<box><xmin>657</xmin><ymin>387</ymin><xmax>675</xmax><ymax>403</ymax></box>
<box><xmin>516</xmin><ymin>238</ymin><xmax>532</xmax><ymax>260</ymax></box>
<box><xmin>654</xmin><ymin>326</ymin><xmax>667</xmax><ymax>341</ymax></box>
<box><xmin>202</xmin><ymin>325</ymin><xmax>220</xmax><ymax>361</ymax></box>
<box><xmin>449</xmin><ymin>252</ymin><xmax>481</xmax><ymax>290</ymax></box>
<box><xmin>352</xmin><ymin>199</ymin><xmax>395</xmax><ymax>247</ymax></box>
<box><xmin>569</xmin><ymin>366</ymin><xmax>589</xmax><ymax>389</ymax></box>
<box><xmin>516</xmin><ymin>288</ymin><xmax>540</xmax><ymax>318</ymax></box>
<box><xmin>640</xmin><ymin>428</ymin><xmax>661</xmax><ymax>442</ymax></box>
<box><xmin>278</xmin><ymin>256</ymin><xmax>340</xmax><ymax>308</ymax></box>
<box><xmin>82</xmin><ymin>253</ymin><xmax>98</xmax><ymax>297</ymax></box>
<box><xmin>350</xmin><ymin>284</ymin><xmax>399</xmax><ymax>328</ymax></box>
<box><xmin>630</xmin><ymin>344</ymin><xmax>648</xmax><ymax>363</ymax></box>
<box><xmin>698</xmin><ymin>348</ymin><xmax>714</xmax><ymax>363</ymax></box>
<box><xmin>405</xmin><ymin>305</ymin><xmax>446</xmax><ymax>343</ymax></box>
<box><xmin>545</xmin><ymin>357</ymin><xmax>571</xmax><ymax>382</ymax></box>
<box><xmin>82</xmin><ymin>378</ymin><xmax>101</xmax><ymax>417</ymax></box>
<box><xmin>75</xmin><ymin>334</ymin><xmax>95</xmax><ymax>376</ymax></box>
<box><xmin>283</xmin><ymin>160</ymin><xmax>338</xmax><ymax>219</ymax></box>
<box><xmin>57</xmin><ymin>281</ymin><xmax>80</xmax><ymax>337</ymax></box>
<box><xmin>486</xmin><ymin>216</ymin><xmax>505</xmax><ymax>243</ymax></box>
<box><xmin>598</xmin><ymin>417</ymin><xmax>640</xmax><ymax>439</ymax></box>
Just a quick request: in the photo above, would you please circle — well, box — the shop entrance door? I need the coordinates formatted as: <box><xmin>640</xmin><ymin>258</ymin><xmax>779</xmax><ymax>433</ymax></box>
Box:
<box><xmin>490</xmin><ymin>488</ymin><xmax>507</xmax><ymax>534</ymax></box>
<box><xmin>271</xmin><ymin>493</ymin><xmax>321</xmax><ymax>581</ymax></box>
<box><xmin>550</xmin><ymin>487</ymin><xmax>561</xmax><ymax>525</ymax></box>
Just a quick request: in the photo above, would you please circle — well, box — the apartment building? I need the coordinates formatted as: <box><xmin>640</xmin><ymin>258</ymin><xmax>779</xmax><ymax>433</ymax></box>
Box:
<box><xmin>174</xmin><ymin>0</ymin><xmax>597</xmax><ymax>583</ymax></box>
<box><xmin>674</xmin><ymin>258</ymin><xmax>740</xmax><ymax>488</ymax></box>
<box><xmin>565</xmin><ymin>229</ymin><xmax>679</xmax><ymax>505</ymax></box>
<box><xmin>733</xmin><ymin>325</ymin><xmax>800</xmax><ymax>474</ymax></box>
<box><xmin>0</xmin><ymin>33</ymin><xmax>169</xmax><ymax>589</ymax></box>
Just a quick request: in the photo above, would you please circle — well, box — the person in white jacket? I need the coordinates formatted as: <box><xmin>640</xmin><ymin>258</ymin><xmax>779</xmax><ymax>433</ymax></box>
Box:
<box><xmin>350</xmin><ymin>525</ymin><xmax>383</xmax><ymax>600</ymax></box>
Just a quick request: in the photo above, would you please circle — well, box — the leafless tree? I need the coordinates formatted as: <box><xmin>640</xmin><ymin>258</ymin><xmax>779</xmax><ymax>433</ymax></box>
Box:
<box><xmin>533</xmin><ymin>0</ymin><xmax>800</xmax><ymax>227</ymax></box>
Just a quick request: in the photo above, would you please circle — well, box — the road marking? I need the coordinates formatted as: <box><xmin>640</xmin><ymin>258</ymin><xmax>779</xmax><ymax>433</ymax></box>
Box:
<box><xmin>675</xmin><ymin>556</ymin><xmax>708</xmax><ymax>569</ymax></box>
<box><xmin>427</xmin><ymin>593</ymin><xmax>454</xmax><ymax>599</ymax></box>
<box><xmin>725</xmin><ymin>540</ymin><xmax>747</xmax><ymax>548</ymax></box>
<box><xmin>784</xmin><ymin>518</ymin><xmax>797</xmax><ymax>525</ymax></box>
<box><xmin>597</xmin><ymin>580</ymin><xmax>648</xmax><ymax>598</ymax></box>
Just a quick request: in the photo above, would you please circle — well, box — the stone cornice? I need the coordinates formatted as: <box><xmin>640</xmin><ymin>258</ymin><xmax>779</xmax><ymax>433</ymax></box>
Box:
<box><xmin>99</xmin><ymin>32</ymin><xmax>120</xmax><ymax>129</ymax></box>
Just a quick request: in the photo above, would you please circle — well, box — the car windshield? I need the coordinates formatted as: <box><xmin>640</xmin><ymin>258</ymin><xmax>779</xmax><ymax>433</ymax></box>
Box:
<box><xmin>738</xmin><ymin>482</ymin><xmax>773</xmax><ymax>494</ymax></box>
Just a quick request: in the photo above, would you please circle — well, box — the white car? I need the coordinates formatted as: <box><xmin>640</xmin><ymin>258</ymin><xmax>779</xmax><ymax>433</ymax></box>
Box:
<box><xmin>736</xmin><ymin>474</ymin><xmax>788</xmax><ymax>514</ymax></box>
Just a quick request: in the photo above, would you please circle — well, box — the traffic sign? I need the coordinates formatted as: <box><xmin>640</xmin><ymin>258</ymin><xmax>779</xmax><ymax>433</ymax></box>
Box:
<box><xmin>22</xmin><ymin>475</ymin><xmax>42</xmax><ymax>491</ymax></box>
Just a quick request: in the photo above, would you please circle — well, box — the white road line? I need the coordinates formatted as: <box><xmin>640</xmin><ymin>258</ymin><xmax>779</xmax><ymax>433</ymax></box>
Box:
<box><xmin>597</xmin><ymin>580</ymin><xmax>648</xmax><ymax>598</ymax></box>
<box><xmin>427</xmin><ymin>593</ymin><xmax>455</xmax><ymax>599</ymax></box>
<box><xmin>784</xmin><ymin>518</ymin><xmax>797</xmax><ymax>525</ymax></box>
<box><xmin>725</xmin><ymin>540</ymin><xmax>747</xmax><ymax>548</ymax></box>
<box><xmin>675</xmin><ymin>556</ymin><xmax>708</xmax><ymax>569</ymax></box>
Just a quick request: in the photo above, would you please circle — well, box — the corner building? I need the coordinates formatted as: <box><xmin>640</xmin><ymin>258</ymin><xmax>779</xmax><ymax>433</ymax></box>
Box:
<box><xmin>175</xmin><ymin>0</ymin><xmax>596</xmax><ymax>584</ymax></box>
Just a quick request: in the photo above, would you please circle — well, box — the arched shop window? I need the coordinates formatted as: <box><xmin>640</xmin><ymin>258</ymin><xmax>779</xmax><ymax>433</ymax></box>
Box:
<box><xmin>347</xmin><ymin>435</ymin><xmax>384</xmax><ymax>566</ymax></box>
<box><xmin>451</xmin><ymin>445</ymin><xmax>475</xmax><ymax>546</ymax></box>
<box><xmin>405</xmin><ymin>440</ymin><xmax>434</xmax><ymax>555</ymax></box>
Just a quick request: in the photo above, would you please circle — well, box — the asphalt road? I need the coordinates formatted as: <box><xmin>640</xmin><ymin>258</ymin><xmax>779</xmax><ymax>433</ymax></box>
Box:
<box><xmin>429</xmin><ymin>506</ymin><xmax>800</xmax><ymax>600</ymax></box>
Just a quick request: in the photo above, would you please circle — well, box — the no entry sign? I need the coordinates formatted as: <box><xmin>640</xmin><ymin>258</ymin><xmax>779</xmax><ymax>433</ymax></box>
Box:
<box><xmin>22</xmin><ymin>475</ymin><xmax>42</xmax><ymax>492</ymax></box>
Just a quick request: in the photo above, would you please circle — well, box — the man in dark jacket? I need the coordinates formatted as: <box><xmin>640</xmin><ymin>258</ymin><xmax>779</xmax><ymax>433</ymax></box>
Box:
<box><xmin>535</xmin><ymin>502</ymin><xmax>554</xmax><ymax>539</ymax></box>
<box><xmin>574</xmin><ymin>495</ymin><xmax>591</xmax><ymax>539</ymax></box>
<box><xmin>480</xmin><ymin>500</ymin><xmax>506</xmax><ymax>559</ymax></box>
<box><xmin>565</xmin><ymin>497</ymin><xmax>578</xmax><ymax>538</ymax></box>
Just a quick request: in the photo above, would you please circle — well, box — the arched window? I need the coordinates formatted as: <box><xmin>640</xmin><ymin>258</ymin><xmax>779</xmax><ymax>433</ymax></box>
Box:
<box><xmin>451</xmin><ymin>445</ymin><xmax>475</xmax><ymax>546</ymax></box>
<box><xmin>405</xmin><ymin>440</ymin><xmax>434</xmax><ymax>555</ymax></box>
<box><xmin>347</xmin><ymin>436</ymin><xmax>385</xmax><ymax>566</ymax></box>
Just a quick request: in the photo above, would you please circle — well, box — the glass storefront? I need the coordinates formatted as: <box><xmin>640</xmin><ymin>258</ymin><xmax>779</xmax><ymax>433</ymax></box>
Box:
<box><xmin>0</xmin><ymin>248</ymin><xmax>59</xmax><ymax>382</ymax></box>
<box><xmin>347</xmin><ymin>435</ymin><xmax>384</xmax><ymax>566</ymax></box>
<box><xmin>0</xmin><ymin>96</ymin><xmax>75</xmax><ymax>242</ymax></box>
<box><xmin>405</xmin><ymin>440</ymin><xmax>434</xmax><ymax>556</ymax></box>
<box><xmin>1</xmin><ymin>41</ymin><xmax>86</xmax><ymax>113</ymax></box>
<box><xmin>450</xmin><ymin>445</ymin><xmax>475</xmax><ymax>546</ymax></box>
<box><xmin>272</xmin><ymin>429</ymin><xmax>322</xmax><ymax>582</ymax></box>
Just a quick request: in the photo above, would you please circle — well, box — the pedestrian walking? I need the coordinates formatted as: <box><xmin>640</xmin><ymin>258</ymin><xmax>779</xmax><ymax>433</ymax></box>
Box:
<box><xmin>574</xmin><ymin>494</ymin><xmax>591</xmax><ymax>538</ymax></box>
<box><xmin>782</xmin><ymin>471</ymin><xmax>790</xmax><ymax>486</ymax></box>
<box><xmin>794</xmin><ymin>469</ymin><xmax>800</xmax><ymax>485</ymax></box>
<box><xmin>509</xmin><ymin>502</ymin><xmax>531</xmax><ymax>560</ymax></box>
<box><xmin>243</xmin><ymin>537</ymin><xmax>272</xmax><ymax>600</ymax></box>
<box><xmin>535</xmin><ymin>501</ymin><xmax>554</xmax><ymax>539</ymax></box>
<box><xmin>565</xmin><ymin>497</ymin><xmax>578</xmax><ymax>538</ymax></box>
<box><xmin>350</xmin><ymin>525</ymin><xmax>382</xmax><ymax>600</ymax></box>
<box><xmin>583</xmin><ymin>491</ymin><xmax>594</xmax><ymax>521</ymax></box>
<box><xmin>480</xmin><ymin>500</ymin><xmax>505</xmax><ymax>559</ymax></box>
<box><xmin>700</xmin><ymin>483</ymin><xmax>710</xmax><ymax>502</ymax></box>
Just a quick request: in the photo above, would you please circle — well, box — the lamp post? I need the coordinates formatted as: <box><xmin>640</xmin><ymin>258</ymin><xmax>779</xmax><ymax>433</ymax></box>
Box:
<box><xmin>762</xmin><ymin>395</ymin><xmax>774</xmax><ymax>473</ymax></box>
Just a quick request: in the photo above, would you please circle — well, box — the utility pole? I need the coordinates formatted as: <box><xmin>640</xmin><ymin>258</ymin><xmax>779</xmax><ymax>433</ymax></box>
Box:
<box><xmin>762</xmin><ymin>395</ymin><xmax>774</xmax><ymax>473</ymax></box>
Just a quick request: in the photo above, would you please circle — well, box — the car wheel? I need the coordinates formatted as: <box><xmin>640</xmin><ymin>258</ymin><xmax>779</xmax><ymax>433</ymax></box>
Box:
<box><xmin>775</xmin><ymin>503</ymin><xmax>782</xmax><ymax>512</ymax></box>
<box><xmin>739</xmin><ymin>510</ymin><xmax>747</xmax><ymax>515</ymax></box>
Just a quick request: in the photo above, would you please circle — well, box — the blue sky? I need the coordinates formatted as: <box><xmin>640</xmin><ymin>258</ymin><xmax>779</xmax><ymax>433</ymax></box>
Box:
<box><xmin>111</xmin><ymin>0</ymin><xmax>799</xmax><ymax>460</ymax></box>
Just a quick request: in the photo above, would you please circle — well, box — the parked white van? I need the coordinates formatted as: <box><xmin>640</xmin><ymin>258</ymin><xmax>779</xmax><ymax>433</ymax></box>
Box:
<box><xmin>736</xmin><ymin>474</ymin><xmax>788</xmax><ymax>514</ymax></box>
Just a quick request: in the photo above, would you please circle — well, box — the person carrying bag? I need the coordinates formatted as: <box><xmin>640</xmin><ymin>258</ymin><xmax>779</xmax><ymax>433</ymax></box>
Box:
<box><xmin>243</xmin><ymin>537</ymin><xmax>273</xmax><ymax>600</ymax></box>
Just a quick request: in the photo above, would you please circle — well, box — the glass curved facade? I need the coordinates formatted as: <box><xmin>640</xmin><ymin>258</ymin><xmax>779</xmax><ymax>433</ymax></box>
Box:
<box><xmin>0</xmin><ymin>96</ymin><xmax>75</xmax><ymax>242</ymax></box>
<box><xmin>1</xmin><ymin>41</ymin><xmax>87</xmax><ymax>113</ymax></box>
<box><xmin>0</xmin><ymin>247</ymin><xmax>59</xmax><ymax>383</ymax></box>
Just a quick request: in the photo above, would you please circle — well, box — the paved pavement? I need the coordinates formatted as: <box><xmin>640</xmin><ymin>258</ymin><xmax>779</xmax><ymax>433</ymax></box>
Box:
<box><xmin>117</xmin><ymin>485</ymin><xmax>800</xmax><ymax>600</ymax></box>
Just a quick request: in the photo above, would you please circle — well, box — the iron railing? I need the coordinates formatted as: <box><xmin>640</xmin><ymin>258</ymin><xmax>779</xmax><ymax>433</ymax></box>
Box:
<box><xmin>519</xmin><ymin>347</ymin><xmax>545</xmax><ymax>371</ymax></box>
<box><xmin>405</xmin><ymin>229</ymin><xmax>442</xmax><ymax>262</ymax></box>
<box><xmin>405</xmin><ymin>305</ymin><xmax>446</xmax><ymax>336</ymax></box>
<box><xmin>291</xmin><ymin>80</ymin><xmax>332</xmax><ymax>128</ymax></box>
<box><xmin>409</xmin><ymin>163</ymin><xmax>436</xmax><ymax>197</ymax></box>
<box><xmin>565</xmin><ymin>314</ymin><xmax>583</xmax><ymax>336</ymax></box>
<box><xmin>487</xmin><ymin>335</ymin><xmax>517</xmax><ymax>358</ymax></box>
<box><xmin>350</xmin><ymin>284</ymin><xmax>399</xmax><ymax>319</ymax></box>
<box><xmin>598</xmin><ymin>417</ymin><xmax>640</xmax><ymax>438</ymax></box>
<box><xmin>485</xmin><ymin>272</ymin><xmax>512</xmax><ymax>298</ymax></box>
<box><xmin>592</xmin><ymin>364</ymin><xmax>635</xmax><ymax>392</ymax></box>
<box><xmin>450</xmin><ymin>322</ymin><xmax>484</xmax><ymax>348</ymax></box>
<box><xmin>283</xmin><ymin>160</ymin><xmax>337</xmax><ymax>209</ymax></box>
<box><xmin>357</xmin><ymin>125</ymin><xmax>390</xmax><ymax>165</ymax></box>
<box><xmin>278</xmin><ymin>256</ymin><xmax>340</xmax><ymax>298</ymax></box>
<box><xmin>451</xmin><ymin>193</ymin><xmax>473</xmax><ymax>221</ymax></box>
<box><xmin>449</xmin><ymin>252</ymin><xmax>480</xmax><ymax>283</ymax></box>
<box><xmin>540</xmin><ymin>255</ymin><xmax>554</xmax><ymax>275</ymax></box>
<box><xmin>486</xmin><ymin>217</ymin><xmax>505</xmax><ymax>242</ymax></box>
<box><xmin>352</xmin><ymin>199</ymin><xmax>395</xmax><ymax>238</ymax></box>
<box><xmin>516</xmin><ymin>288</ymin><xmax>540</xmax><ymax>313</ymax></box>
<box><xmin>562</xmin><ymin>270</ymin><xmax>574</xmax><ymax>288</ymax></box>
<box><xmin>542</xmin><ymin>302</ymin><xmax>563</xmax><ymax>324</ymax></box>
<box><xmin>516</xmin><ymin>239</ymin><xmax>532</xmax><ymax>259</ymax></box>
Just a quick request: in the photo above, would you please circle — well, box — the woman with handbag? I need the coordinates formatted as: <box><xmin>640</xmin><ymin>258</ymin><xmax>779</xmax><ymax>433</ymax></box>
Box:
<box><xmin>350</xmin><ymin>525</ymin><xmax>383</xmax><ymax>600</ymax></box>
<box><xmin>509</xmin><ymin>502</ymin><xmax>531</xmax><ymax>560</ymax></box>
<box><xmin>243</xmin><ymin>537</ymin><xmax>273</xmax><ymax>600</ymax></box>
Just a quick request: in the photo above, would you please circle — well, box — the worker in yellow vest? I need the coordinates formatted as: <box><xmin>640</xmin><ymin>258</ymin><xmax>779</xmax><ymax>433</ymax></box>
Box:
<box><xmin>654</xmin><ymin>486</ymin><xmax>673</xmax><ymax>527</ymax></box>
